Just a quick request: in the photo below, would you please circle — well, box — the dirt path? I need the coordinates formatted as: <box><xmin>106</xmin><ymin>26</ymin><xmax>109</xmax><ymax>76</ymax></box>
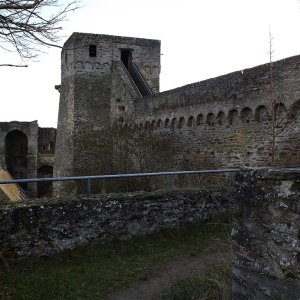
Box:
<box><xmin>108</xmin><ymin>249</ymin><xmax>233</xmax><ymax>300</ymax></box>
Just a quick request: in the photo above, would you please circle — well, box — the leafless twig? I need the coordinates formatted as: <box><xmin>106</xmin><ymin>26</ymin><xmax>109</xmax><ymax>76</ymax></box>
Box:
<box><xmin>0</xmin><ymin>0</ymin><xmax>80</xmax><ymax>62</ymax></box>
<box><xmin>267</xmin><ymin>30</ymin><xmax>297</xmax><ymax>166</ymax></box>
<box><xmin>0</xmin><ymin>63</ymin><xmax>27</xmax><ymax>67</ymax></box>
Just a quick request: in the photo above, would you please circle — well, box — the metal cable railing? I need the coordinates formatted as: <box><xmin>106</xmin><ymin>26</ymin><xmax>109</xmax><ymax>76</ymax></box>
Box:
<box><xmin>0</xmin><ymin>168</ymin><xmax>240</xmax><ymax>198</ymax></box>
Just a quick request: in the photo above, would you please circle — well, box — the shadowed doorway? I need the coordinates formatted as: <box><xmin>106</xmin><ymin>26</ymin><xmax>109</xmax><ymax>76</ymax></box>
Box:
<box><xmin>37</xmin><ymin>165</ymin><xmax>53</xmax><ymax>197</ymax></box>
<box><xmin>5</xmin><ymin>130</ymin><xmax>28</xmax><ymax>189</ymax></box>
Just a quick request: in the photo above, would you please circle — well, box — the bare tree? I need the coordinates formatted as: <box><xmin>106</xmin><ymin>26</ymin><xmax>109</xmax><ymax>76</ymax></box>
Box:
<box><xmin>268</xmin><ymin>30</ymin><xmax>297</xmax><ymax>166</ymax></box>
<box><xmin>0</xmin><ymin>0</ymin><xmax>79</xmax><ymax>66</ymax></box>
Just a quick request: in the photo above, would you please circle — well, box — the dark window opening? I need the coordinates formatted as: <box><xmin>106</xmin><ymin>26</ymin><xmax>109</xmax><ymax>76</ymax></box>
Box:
<box><xmin>38</xmin><ymin>165</ymin><xmax>53</xmax><ymax>197</ymax></box>
<box><xmin>120</xmin><ymin>48</ymin><xmax>152</xmax><ymax>97</ymax></box>
<box><xmin>48</xmin><ymin>142</ymin><xmax>54</xmax><ymax>151</ymax></box>
<box><xmin>120</xmin><ymin>49</ymin><xmax>133</xmax><ymax>70</ymax></box>
<box><xmin>5</xmin><ymin>130</ymin><xmax>28</xmax><ymax>189</ymax></box>
<box><xmin>89</xmin><ymin>45</ymin><xmax>97</xmax><ymax>57</ymax></box>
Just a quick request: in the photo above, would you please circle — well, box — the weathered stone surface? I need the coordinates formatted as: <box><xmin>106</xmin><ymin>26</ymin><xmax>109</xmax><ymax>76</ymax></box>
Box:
<box><xmin>54</xmin><ymin>32</ymin><xmax>300</xmax><ymax>196</ymax></box>
<box><xmin>0</xmin><ymin>121</ymin><xmax>39</xmax><ymax>197</ymax></box>
<box><xmin>232</xmin><ymin>169</ymin><xmax>300</xmax><ymax>299</ymax></box>
<box><xmin>0</xmin><ymin>122</ymin><xmax>56</xmax><ymax>198</ymax></box>
<box><xmin>1</xmin><ymin>33</ymin><xmax>300</xmax><ymax>201</ymax></box>
<box><xmin>0</xmin><ymin>189</ymin><xmax>232</xmax><ymax>257</ymax></box>
<box><xmin>54</xmin><ymin>33</ymin><xmax>161</xmax><ymax>196</ymax></box>
<box><xmin>133</xmin><ymin>55</ymin><xmax>300</xmax><ymax>172</ymax></box>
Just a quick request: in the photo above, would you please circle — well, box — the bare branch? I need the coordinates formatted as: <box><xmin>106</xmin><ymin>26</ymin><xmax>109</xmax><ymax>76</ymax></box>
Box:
<box><xmin>0</xmin><ymin>0</ymin><xmax>80</xmax><ymax>61</ymax></box>
<box><xmin>0</xmin><ymin>1</ymin><xmax>41</xmax><ymax>10</ymax></box>
<box><xmin>267</xmin><ymin>29</ymin><xmax>297</xmax><ymax>166</ymax></box>
<box><xmin>0</xmin><ymin>63</ymin><xmax>28</xmax><ymax>67</ymax></box>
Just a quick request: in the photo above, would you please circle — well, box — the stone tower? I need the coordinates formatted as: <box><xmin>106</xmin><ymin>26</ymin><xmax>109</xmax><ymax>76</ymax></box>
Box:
<box><xmin>54</xmin><ymin>33</ymin><xmax>161</xmax><ymax>196</ymax></box>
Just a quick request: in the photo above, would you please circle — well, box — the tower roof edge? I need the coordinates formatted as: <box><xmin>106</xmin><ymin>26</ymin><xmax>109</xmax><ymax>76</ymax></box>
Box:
<box><xmin>63</xmin><ymin>32</ymin><xmax>161</xmax><ymax>48</ymax></box>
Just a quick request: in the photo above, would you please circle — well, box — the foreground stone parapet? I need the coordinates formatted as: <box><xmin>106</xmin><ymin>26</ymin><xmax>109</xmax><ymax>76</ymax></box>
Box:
<box><xmin>232</xmin><ymin>168</ymin><xmax>300</xmax><ymax>299</ymax></box>
<box><xmin>0</xmin><ymin>189</ymin><xmax>232</xmax><ymax>257</ymax></box>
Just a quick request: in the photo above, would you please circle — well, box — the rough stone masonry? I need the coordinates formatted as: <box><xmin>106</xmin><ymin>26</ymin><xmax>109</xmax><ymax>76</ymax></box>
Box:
<box><xmin>0</xmin><ymin>189</ymin><xmax>232</xmax><ymax>257</ymax></box>
<box><xmin>1</xmin><ymin>33</ymin><xmax>299</xmax><ymax>199</ymax></box>
<box><xmin>54</xmin><ymin>32</ymin><xmax>300</xmax><ymax>197</ymax></box>
<box><xmin>232</xmin><ymin>168</ymin><xmax>300</xmax><ymax>299</ymax></box>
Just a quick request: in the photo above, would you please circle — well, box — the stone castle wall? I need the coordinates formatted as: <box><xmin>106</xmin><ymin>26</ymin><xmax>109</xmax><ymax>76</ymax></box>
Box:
<box><xmin>0</xmin><ymin>189</ymin><xmax>231</xmax><ymax>257</ymax></box>
<box><xmin>0</xmin><ymin>121</ymin><xmax>38</xmax><ymax>196</ymax></box>
<box><xmin>232</xmin><ymin>169</ymin><xmax>300</xmax><ymax>299</ymax></box>
<box><xmin>0</xmin><ymin>122</ymin><xmax>56</xmax><ymax>197</ymax></box>
<box><xmin>54</xmin><ymin>33</ymin><xmax>300</xmax><ymax>195</ymax></box>
<box><xmin>130</xmin><ymin>55</ymin><xmax>300</xmax><ymax>170</ymax></box>
<box><xmin>54</xmin><ymin>33</ymin><xmax>161</xmax><ymax>196</ymax></box>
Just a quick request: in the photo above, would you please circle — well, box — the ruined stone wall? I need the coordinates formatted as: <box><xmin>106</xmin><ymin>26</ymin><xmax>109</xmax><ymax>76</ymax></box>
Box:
<box><xmin>232</xmin><ymin>169</ymin><xmax>300</xmax><ymax>299</ymax></box>
<box><xmin>0</xmin><ymin>189</ymin><xmax>231</xmax><ymax>257</ymax></box>
<box><xmin>0</xmin><ymin>121</ymin><xmax>38</xmax><ymax>196</ymax></box>
<box><xmin>0</xmin><ymin>122</ymin><xmax>56</xmax><ymax>197</ymax></box>
<box><xmin>37</xmin><ymin>128</ymin><xmax>56</xmax><ymax>155</ymax></box>
<box><xmin>37</xmin><ymin>127</ymin><xmax>56</xmax><ymax>169</ymax></box>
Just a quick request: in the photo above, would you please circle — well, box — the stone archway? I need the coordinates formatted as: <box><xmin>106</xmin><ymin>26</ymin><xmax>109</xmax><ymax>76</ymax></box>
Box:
<box><xmin>5</xmin><ymin>130</ymin><xmax>28</xmax><ymax>189</ymax></box>
<box><xmin>37</xmin><ymin>165</ymin><xmax>53</xmax><ymax>197</ymax></box>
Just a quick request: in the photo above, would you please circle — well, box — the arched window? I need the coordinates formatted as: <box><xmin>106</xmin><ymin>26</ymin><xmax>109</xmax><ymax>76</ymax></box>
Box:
<box><xmin>157</xmin><ymin>119</ymin><xmax>162</xmax><ymax>128</ymax></box>
<box><xmin>178</xmin><ymin>117</ymin><xmax>185</xmax><ymax>129</ymax></box>
<box><xmin>274</xmin><ymin>103</ymin><xmax>286</xmax><ymax>121</ymax></box>
<box><xmin>241</xmin><ymin>107</ymin><xmax>253</xmax><ymax>123</ymax></box>
<box><xmin>171</xmin><ymin>118</ymin><xmax>177</xmax><ymax>129</ymax></box>
<box><xmin>165</xmin><ymin>118</ymin><xmax>170</xmax><ymax>128</ymax></box>
<box><xmin>216</xmin><ymin>112</ymin><xmax>225</xmax><ymax>125</ymax></box>
<box><xmin>187</xmin><ymin>116</ymin><xmax>195</xmax><ymax>127</ymax></box>
<box><xmin>5</xmin><ymin>130</ymin><xmax>28</xmax><ymax>189</ymax></box>
<box><xmin>255</xmin><ymin>105</ymin><xmax>269</xmax><ymax>123</ymax></box>
<box><xmin>228</xmin><ymin>109</ymin><xmax>238</xmax><ymax>125</ymax></box>
<box><xmin>196</xmin><ymin>114</ymin><xmax>204</xmax><ymax>125</ymax></box>
<box><xmin>206</xmin><ymin>113</ymin><xmax>215</xmax><ymax>126</ymax></box>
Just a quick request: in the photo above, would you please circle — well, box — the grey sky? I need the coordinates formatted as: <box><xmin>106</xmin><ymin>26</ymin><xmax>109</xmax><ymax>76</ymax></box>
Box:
<box><xmin>1</xmin><ymin>0</ymin><xmax>300</xmax><ymax>127</ymax></box>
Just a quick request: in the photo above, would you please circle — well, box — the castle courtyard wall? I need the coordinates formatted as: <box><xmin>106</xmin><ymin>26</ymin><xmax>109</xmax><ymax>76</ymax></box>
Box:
<box><xmin>54</xmin><ymin>33</ymin><xmax>300</xmax><ymax>196</ymax></box>
<box><xmin>0</xmin><ymin>121</ymin><xmax>38</xmax><ymax>196</ymax></box>
<box><xmin>0</xmin><ymin>189</ymin><xmax>232</xmax><ymax>257</ymax></box>
<box><xmin>129</xmin><ymin>55</ymin><xmax>300</xmax><ymax>170</ymax></box>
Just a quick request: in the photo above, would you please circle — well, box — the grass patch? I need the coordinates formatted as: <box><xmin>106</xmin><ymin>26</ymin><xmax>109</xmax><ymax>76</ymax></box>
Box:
<box><xmin>162</xmin><ymin>263</ymin><xmax>232</xmax><ymax>300</ymax></box>
<box><xmin>0</xmin><ymin>217</ymin><xmax>231</xmax><ymax>300</ymax></box>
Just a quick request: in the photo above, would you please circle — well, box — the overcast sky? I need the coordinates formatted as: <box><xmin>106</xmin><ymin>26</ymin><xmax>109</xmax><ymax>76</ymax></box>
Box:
<box><xmin>1</xmin><ymin>0</ymin><xmax>300</xmax><ymax>127</ymax></box>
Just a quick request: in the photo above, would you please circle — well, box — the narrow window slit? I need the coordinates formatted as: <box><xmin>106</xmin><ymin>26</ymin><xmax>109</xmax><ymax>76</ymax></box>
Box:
<box><xmin>89</xmin><ymin>45</ymin><xmax>97</xmax><ymax>57</ymax></box>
